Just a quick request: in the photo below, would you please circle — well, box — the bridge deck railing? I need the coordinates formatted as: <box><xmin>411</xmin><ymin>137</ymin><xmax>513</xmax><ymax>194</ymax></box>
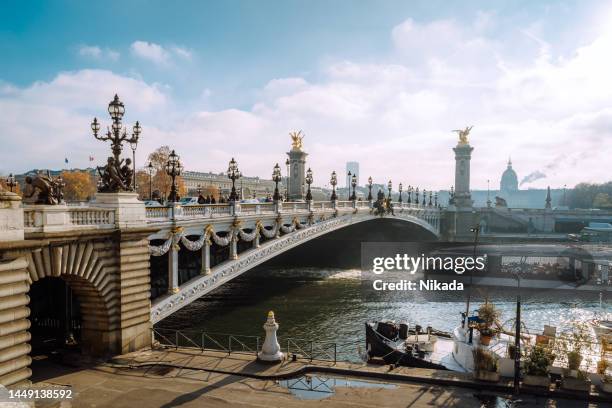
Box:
<box><xmin>23</xmin><ymin>205</ymin><xmax>116</xmax><ymax>232</ymax></box>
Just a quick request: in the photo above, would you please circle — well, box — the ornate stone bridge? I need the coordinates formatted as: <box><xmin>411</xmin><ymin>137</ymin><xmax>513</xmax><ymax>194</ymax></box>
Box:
<box><xmin>144</xmin><ymin>200</ymin><xmax>441</xmax><ymax>323</ymax></box>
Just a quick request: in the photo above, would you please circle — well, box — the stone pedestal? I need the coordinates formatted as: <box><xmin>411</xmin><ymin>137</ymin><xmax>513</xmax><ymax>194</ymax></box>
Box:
<box><xmin>0</xmin><ymin>192</ymin><xmax>23</xmax><ymax>242</ymax></box>
<box><xmin>92</xmin><ymin>192</ymin><xmax>146</xmax><ymax>228</ymax></box>
<box><xmin>287</xmin><ymin>148</ymin><xmax>307</xmax><ymax>201</ymax></box>
<box><xmin>257</xmin><ymin>311</ymin><xmax>284</xmax><ymax>363</ymax></box>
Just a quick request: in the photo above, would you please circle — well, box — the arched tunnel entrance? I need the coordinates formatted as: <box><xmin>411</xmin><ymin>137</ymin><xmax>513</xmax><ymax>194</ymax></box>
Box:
<box><xmin>29</xmin><ymin>277</ymin><xmax>81</xmax><ymax>356</ymax></box>
<box><xmin>27</xmin><ymin>267</ymin><xmax>116</xmax><ymax>381</ymax></box>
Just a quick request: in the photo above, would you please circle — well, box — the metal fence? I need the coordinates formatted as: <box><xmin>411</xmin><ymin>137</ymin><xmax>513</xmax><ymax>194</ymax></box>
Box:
<box><xmin>152</xmin><ymin>327</ymin><xmax>345</xmax><ymax>363</ymax></box>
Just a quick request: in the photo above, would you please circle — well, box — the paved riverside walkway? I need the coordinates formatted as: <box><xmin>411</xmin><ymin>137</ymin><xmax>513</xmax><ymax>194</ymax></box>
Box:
<box><xmin>27</xmin><ymin>347</ymin><xmax>612</xmax><ymax>407</ymax></box>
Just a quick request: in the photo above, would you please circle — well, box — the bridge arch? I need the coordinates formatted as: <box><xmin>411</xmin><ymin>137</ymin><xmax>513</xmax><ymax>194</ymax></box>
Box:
<box><xmin>151</xmin><ymin>211</ymin><xmax>440</xmax><ymax>322</ymax></box>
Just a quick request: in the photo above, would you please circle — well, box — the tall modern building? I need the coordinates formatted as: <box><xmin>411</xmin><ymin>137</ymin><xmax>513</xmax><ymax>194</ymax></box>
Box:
<box><xmin>346</xmin><ymin>161</ymin><xmax>359</xmax><ymax>188</ymax></box>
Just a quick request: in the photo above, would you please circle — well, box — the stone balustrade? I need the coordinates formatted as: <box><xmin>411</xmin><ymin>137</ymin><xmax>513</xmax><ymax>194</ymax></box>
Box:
<box><xmin>23</xmin><ymin>205</ymin><xmax>116</xmax><ymax>233</ymax></box>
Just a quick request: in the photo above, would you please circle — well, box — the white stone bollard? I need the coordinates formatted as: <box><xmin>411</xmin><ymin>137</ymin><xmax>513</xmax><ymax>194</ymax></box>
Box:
<box><xmin>257</xmin><ymin>311</ymin><xmax>284</xmax><ymax>363</ymax></box>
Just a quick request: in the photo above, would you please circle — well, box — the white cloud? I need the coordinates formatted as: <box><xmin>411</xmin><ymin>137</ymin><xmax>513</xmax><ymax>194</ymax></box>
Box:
<box><xmin>3</xmin><ymin>14</ymin><xmax>612</xmax><ymax>190</ymax></box>
<box><xmin>171</xmin><ymin>46</ymin><xmax>192</xmax><ymax>60</ymax></box>
<box><xmin>130</xmin><ymin>41</ymin><xmax>169</xmax><ymax>65</ymax></box>
<box><xmin>130</xmin><ymin>41</ymin><xmax>194</xmax><ymax>65</ymax></box>
<box><xmin>78</xmin><ymin>45</ymin><xmax>120</xmax><ymax>61</ymax></box>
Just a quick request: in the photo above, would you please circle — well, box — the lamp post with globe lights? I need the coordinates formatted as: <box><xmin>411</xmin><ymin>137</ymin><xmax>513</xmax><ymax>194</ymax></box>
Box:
<box><xmin>387</xmin><ymin>180</ymin><xmax>392</xmax><ymax>199</ymax></box>
<box><xmin>398</xmin><ymin>183</ymin><xmax>403</xmax><ymax>204</ymax></box>
<box><xmin>129</xmin><ymin>136</ymin><xmax>139</xmax><ymax>190</ymax></box>
<box><xmin>305</xmin><ymin>168</ymin><xmax>313</xmax><ymax>201</ymax></box>
<box><xmin>165</xmin><ymin>150</ymin><xmax>183</xmax><ymax>203</ymax></box>
<box><xmin>330</xmin><ymin>171</ymin><xmax>338</xmax><ymax>201</ymax></box>
<box><xmin>367</xmin><ymin>176</ymin><xmax>373</xmax><ymax>201</ymax></box>
<box><xmin>350</xmin><ymin>172</ymin><xmax>357</xmax><ymax>201</ymax></box>
<box><xmin>227</xmin><ymin>158</ymin><xmax>241</xmax><ymax>202</ymax></box>
<box><xmin>90</xmin><ymin>94</ymin><xmax>141</xmax><ymax>192</ymax></box>
<box><xmin>147</xmin><ymin>162</ymin><xmax>154</xmax><ymax>200</ymax></box>
<box><xmin>272</xmin><ymin>163</ymin><xmax>282</xmax><ymax>201</ymax></box>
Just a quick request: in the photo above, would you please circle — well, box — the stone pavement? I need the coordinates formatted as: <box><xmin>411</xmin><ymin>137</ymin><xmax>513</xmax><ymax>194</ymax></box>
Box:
<box><xmin>22</xmin><ymin>347</ymin><xmax>612</xmax><ymax>407</ymax></box>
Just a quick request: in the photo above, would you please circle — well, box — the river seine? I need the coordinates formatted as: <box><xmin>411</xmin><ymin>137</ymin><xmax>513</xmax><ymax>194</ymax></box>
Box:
<box><xmin>159</xmin><ymin>267</ymin><xmax>610</xmax><ymax>361</ymax></box>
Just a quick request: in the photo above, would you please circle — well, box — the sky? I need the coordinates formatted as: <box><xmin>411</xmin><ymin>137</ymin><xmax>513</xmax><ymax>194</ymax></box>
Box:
<box><xmin>1</xmin><ymin>0</ymin><xmax>612</xmax><ymax>190</ymax></box>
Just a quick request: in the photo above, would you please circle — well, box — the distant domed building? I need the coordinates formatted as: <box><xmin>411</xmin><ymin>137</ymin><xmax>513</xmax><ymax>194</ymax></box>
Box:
<box><xmin>500</xmin><ymin>158</ymin><xmax>518</xmax><ymax>193</ymax></box>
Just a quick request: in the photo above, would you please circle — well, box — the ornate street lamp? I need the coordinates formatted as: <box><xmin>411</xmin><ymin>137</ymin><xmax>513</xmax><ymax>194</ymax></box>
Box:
<box><xmin>398</xmin><ymin>183</ymin><xmax>403</xmax><ymax>203</ymax></box>
<box><xmin>347</xmin><ymin>171</ymin><xmax>352</xmax><ymax>200</ymax></box>
<box><xmin>415</xmin><ymin>187</ymin><xmax>420</xmax><ymax>204</ymax></box>
<box><xmin>285</xmin><ymin>158</ymin><xmax>290</xmax><ymax>200</ymax></box>
<box><xmin>429</xmin><ymin>190</ymin><xmax>433</xmax><ymax>206</ymax></box>
<box><xmin>129</xmin><ymin>128</ymin><xmax>139</xmax><ymax>190</ymax></box>
<box><xmin>434</xmin><ymin>192</ymin><xmax>438</xmax><ymax>207</ymax></box>
<box><xmin>272</xmin><ymin>163</ymin><xmax>282</xmax><ymax>201</ymax></box>
<box><xmin>350</xmin><ymin>173</ymin><xmax>357</xmax><ymax>201</ymax></box>
<box><xmin>147</xmin><ymin>161</ymin><xmax>154</xmax><ymax>200</ymax></box>
<box><xmin>423</xmin><ymin>189</ymin><xmax>427</xmax><ymax>206</ymax></box>
<box><xmin>387</xmin><ymin>180</ymin><xmax>392</xmax><ymax>199</ymax></box>
<box><xmin>91</xmin><ymin>94</ymin><xmax>141</xmax><ymax>192</ymax></box>
<box><xmin>367</xmin><ymin>176</ymin><xmax>373</xmax><ymax>201</ymax></box>
<box><xmin>305</xmin><ymin>168</ymin><xmax>313</xmax><ymax>201</ymax></box>
<box><xmin>6</xmin><ymin>173</ymin><xmax>17</xmax><ymax>193</ymax></box>
<box><xmin>197</xmin><ymin>184</ymin><xmax>202</xmax><ymax>196</ymax></box>
<box><xmin>165</xmin><ymin>150</ymin><xmax>183</xmax><ymax>202</ymax></box>
<box><xmin>407</xmin><ymin>185</ymin><xmax>412</xmax><ymax>204</ymax></box>
<box><xmin>227</xmin><ymin>157</ymin><xmax>241</xmax><ymax>202</ymax></box>
<box><xmin>330</xmin><ymin>171</ymin><xmax>338</xmax><ymax>201</ymax></box>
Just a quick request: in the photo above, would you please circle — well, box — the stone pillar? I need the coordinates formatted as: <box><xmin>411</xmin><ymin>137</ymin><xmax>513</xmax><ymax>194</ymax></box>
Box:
<box><xmin>168</xmin><ymin>241</ymin><xmax>179</xmax><ymax>294</ymax></box>
<box><xmin>452</xmin><ymin>139</ymin><xmax>478</xmax><ymax>240</ymax></box>
<box><xmin>453</xmin><ymin>142</ymin><xmax>474</xmax><ymax>209</ymax></box>
<box><xmin>0</xmin><ymin>192</ymin><xmax>30</xmax><ymax>386</ymax></box>
<box><xmin>92</xmin><ymin>192</ymin><xmax>146</xmax><ymax>228</ymax></box>
<box><xmin>253</xmin><ymin>233</ymin><xmax>260</xmax><ymax>249</ymax></box>
<box><xmin>0</xmin><ymin>191</ymin><xmax>24</xmax><ymax>242</ymax></box>
<box><xmin>230</xmin><ymin>233</ymin><xmax>238</xmax><ymax>260</ymax></box>
<box><xmin>117</xmin><ymin>231</ymin><xmax>154</xmax><ymax>354</ymax></box>
<box><xmin>200</xmin><ymin>240</ymin><xmax>211</xmax><ymax>275</ymax></box>
<box><xmin>0</xmin><ymin>257</ymin><xmax>32</xmax><ymax>387</ymax></box>
<box><xmin>287</xmin><ymin>147</ymin><xmax>308</xmax><ymax>201</ymax></box>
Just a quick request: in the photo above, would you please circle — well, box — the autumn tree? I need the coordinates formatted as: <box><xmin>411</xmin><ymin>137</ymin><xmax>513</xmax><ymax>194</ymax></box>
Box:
<box><xmin>61</xmin><ymin>170</ymin><xmax>97</xmax><ymax>202</ymax></box>
<box><xmin>136</xmin><ymin>146</ymin><xmax>186</xmax><ymax>201</ymax></box>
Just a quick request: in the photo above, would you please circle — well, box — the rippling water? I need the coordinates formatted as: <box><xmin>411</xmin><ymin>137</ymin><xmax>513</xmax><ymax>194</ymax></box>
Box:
<box><xmin>160</xmin><ymin>267</ymin><xmax>611</xmax><ymax>361</ymax></box>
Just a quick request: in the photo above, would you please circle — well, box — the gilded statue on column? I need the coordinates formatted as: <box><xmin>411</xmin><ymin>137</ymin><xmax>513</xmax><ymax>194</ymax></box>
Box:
<box><xmin>289</xmin><ymin>130</ymin><xmax>304</xmax><ymax>151</ymax></box>
<box><xmin>452</xmin><ymin>126</ymin><xmax>473</xmax><ymax>145</ymax></box>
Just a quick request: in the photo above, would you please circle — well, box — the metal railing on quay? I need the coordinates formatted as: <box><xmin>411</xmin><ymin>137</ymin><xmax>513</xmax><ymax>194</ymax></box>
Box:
<box><xmin>152</xmin><ymin>327</ymin><xmax>352</xmax><ymax>363</ymax></box>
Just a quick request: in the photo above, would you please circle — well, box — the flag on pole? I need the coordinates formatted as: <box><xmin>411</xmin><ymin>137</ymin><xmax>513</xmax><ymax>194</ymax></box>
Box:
<box><xmin>64</xmin><ymin>158</ymin><xmax>69</xmax><ymax>164</ymax></box>
<box><xmin>89</xmin><ymin>156</ymin><xmax>94</xmax><ymax>162</ymax></box>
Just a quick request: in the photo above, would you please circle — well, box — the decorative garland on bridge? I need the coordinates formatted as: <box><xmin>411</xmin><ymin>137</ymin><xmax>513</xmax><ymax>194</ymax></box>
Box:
<box><xmin>149</xmin><ymin>218</ymin><xmax>308</xmax><ymax>255</ymax></box>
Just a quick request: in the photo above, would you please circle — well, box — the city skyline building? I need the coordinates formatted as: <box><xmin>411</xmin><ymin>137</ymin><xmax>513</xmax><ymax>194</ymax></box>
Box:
<box><xmin>346</xmin><ymin>161</ymin><xmax>359</xmax><ymax>188</ymax></box>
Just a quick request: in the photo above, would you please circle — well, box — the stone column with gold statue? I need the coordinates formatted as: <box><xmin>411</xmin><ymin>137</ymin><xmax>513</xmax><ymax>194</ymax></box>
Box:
<box><xmin>286</xmin><ymin>131</ymin><xmax>308</xmax><ymax>201</ymax></box>
<box><xmin>452</xmin><ymin>126</ymin><xmax>474</xmax><ymax>209</ymax></box>
<box><xmin>448</xmin><ymin>126</ymin><xmax>479</xmax><ymax>241</ymax></box>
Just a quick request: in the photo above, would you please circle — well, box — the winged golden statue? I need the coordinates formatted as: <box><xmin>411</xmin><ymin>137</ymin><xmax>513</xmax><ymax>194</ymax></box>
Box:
<box><xmin>290</xmin><ymin>130</ymin><xmax>304</xmax><ymax>150</ymax></box>
<box><xmin>452</xmin><ymin>126</ymin><xmax>473</xmax><ymax>145</ymax></box>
